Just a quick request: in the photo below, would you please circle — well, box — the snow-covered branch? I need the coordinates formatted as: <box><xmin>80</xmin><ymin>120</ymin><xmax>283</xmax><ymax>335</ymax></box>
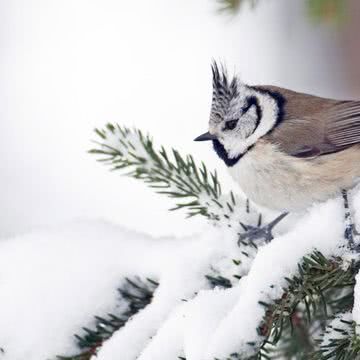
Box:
<box><xmin>314</xmin><ymin>312</ymin><xmax>360</xmax><ymax>359</ymax></box>
<box><xmin>7</xmin><ymin>124</ymin><xmax>360</xmax><ymax>360</ymax></box>
<box><xmin>58</xmin><ymin>277</ymin><xmax>159</xmax><ymax>360</ymax></box>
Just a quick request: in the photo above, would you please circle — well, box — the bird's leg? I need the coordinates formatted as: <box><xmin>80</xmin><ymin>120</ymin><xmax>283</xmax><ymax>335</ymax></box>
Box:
<box><xmin>342</xmin><ymin>189</ymin><xmax>357</xmax><ymax>251</ymax></box>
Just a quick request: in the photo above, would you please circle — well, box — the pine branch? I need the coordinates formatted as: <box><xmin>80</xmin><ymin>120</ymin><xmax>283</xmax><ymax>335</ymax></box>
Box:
<box><xmin>90</xmin><ymin>123</ymin><xmax>260</xmax><ymax>227</ymax></box>
<box><xmin>90</xmin><ymin>124</ymin><xmax>220</xmax><ymax>218</ymax></box>
<box><xmin>312</xmin><ymin>312</ymin><xmax>360</xmax><ymax>359</ymax></box>
<box><xmin>260</xmin><ymin>252</ymin><xmax>357</xmax><ymax>359</ymax></box>
<box><xmin>227</xmin><ymin>251</ymin><xmax>359</xmax><ymax>360</ymax></box>
<box><xmin>57</xmin><ymin>277</ymin><xmax>158</xmax><ymax>360</ymax></box>
<box><xmin>206</xmin><ymin>274</ymin><xmax>233</xmax><ymax>289</ymax></box>
<box><xmin>259</xmin><ymin>252</ymin><xmax>356</xmax><ymax>338</ymax></box>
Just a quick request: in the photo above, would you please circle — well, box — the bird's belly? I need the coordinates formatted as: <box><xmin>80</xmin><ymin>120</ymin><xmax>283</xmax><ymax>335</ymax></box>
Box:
<box><xmin>228</xmin><ymin>142</ymin><xmax>360</xmax><ymax>212</ymax></box>
<box><xmin>229</xmin><ymin>155</ymin><xmax>310</xmax><ymax>211</ymax></box>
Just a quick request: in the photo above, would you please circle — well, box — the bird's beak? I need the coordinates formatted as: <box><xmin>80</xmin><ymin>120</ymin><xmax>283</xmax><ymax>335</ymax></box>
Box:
<box><xmin>194</xmin><ymin>132</ymin><xmax>217</xmax><ymax>142</ymax></box>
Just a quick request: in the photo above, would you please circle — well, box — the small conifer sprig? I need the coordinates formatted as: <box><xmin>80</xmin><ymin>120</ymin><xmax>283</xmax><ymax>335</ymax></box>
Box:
<box><xmin>312</xmin><ymin>312</ymin><xmax>360</xmax><ymax>360</ymax></box>
<box><xmin>57</xmin><ymin>277</ymin><xmax>158</xmax><ymax>360</ymax></box>
<box><xmin>90</xmin><ymin>123</ymin><xmax>258</xmax><ymax>226</ymax></box>
<box><xmin>228</xmin><ymin>251</ymin><xmax>360</xmax><ymax>360</ymax></box>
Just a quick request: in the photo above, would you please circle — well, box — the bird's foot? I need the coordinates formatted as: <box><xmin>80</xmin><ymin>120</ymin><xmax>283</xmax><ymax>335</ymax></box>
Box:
<box><xmin>346</xmin><ymin>224</ymin><xmax>360</xmax><ymax>252</ymax></box>
<box><xmin>238</xmin><ymin>212</ymin><xmax>288</xmax><ymax>247</ymax></box>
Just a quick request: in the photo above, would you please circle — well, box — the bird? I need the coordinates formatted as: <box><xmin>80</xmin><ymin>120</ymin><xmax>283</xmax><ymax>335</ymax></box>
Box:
<box><xmin>194</xmin><ymin>62</ymin><xmax>360</xmax><ymax>247</ymax></box>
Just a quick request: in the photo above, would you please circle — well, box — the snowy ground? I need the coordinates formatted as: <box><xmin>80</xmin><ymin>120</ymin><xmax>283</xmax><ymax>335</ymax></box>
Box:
<box><xmin>0</xmin><ymin>194</ymin><xmax>357</xmax><ymax>360</ymax></box>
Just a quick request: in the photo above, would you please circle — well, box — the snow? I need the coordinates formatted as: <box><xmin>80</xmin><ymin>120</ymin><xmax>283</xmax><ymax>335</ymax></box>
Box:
<box><xmin>0</xmin><ymin>191</ymin><xmax>354</xmax><ymax>360</ymax></box>
<box><xmin>352</xmin><ymin>267</ymin><xmax>360</xmax><ymax>325</ymax></box>
<box><xmin>0</xmin><ymin>186</ymin><xmax>356</xmax><ymax>360</ymax></box>
<box><xmin>183</xmin><ymin>287</ymin><xmax>242</xmax><ymax>360</ymax></box>
<box><xmin>93</xmin><ymin>238</ymin><xmax>211</xmax><ymax>360</ymax></box>
<box><xmin>0</xmin><ymin>220</ymin><xmax>191</xmax><ymax>360</ymax></box>
<box><xmin>93</xmin><ymin>223</ymin><xmax>247</xmax><ymax>360</ymax></box>
<box><xmin>137</xmin><ymin>303</ymin><xmax>188</xmax><ymax>360</ymax></box>
<box><xmin>0</xmin><ymin>213</ymin><xmax>259</xmax><ymax>360</ymax></box>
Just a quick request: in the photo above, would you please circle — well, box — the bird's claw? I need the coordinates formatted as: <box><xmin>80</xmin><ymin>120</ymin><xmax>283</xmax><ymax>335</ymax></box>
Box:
<box><xmin>238</xmin><ymin>212</ymin><xmax>288</xmax><ymax>246</ymax></box>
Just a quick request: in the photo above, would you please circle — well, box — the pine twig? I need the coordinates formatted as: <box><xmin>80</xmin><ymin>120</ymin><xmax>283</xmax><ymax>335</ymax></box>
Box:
<box><xmin>57</xmin><ymin>277</ymin><xmax>158</xmax><ymax>360</ymax></box>
<box><xmin>230</xmin><ymin>251</ymin><xmax>359</xmax><ymax>359</ymax></box>
<box><xmin>312</xmin><ymin>313</ymin><xmax>360</xmax><ymax>359</ymax></box>
<box><xmin>90</xmin><ymin>123</ymin><xmax>258</xmax><ymax>227</ymax></box>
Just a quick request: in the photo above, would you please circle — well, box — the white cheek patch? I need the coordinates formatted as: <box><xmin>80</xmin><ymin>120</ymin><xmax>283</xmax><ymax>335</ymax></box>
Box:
<box><xmin>243</xmin><ymin>91</ymin><xmax>278</xmax><ymax>146</ymax></box>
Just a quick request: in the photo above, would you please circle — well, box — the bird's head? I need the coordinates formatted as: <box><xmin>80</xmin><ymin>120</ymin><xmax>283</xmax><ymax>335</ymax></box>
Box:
<box><xmin>195</xmin><ymin>62</ymin><xmax>284</xmax><ymax>166</ymax></box>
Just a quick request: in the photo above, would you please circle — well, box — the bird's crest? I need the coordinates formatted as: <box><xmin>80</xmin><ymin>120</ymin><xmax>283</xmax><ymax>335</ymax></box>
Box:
<box><xmin>211</xmin><ymin>61</ymin><xmax>239</xmax><ymax>104</ymax></box>
<box><xmin>211</xmin><ymin>61</ymin><xmax>239</xmax><ymax>120</ymax></box>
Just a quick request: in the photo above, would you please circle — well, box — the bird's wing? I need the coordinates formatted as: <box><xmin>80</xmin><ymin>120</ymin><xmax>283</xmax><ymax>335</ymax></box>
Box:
<box><xmin>261</xmin><ymin>85</ymin><xmax>360</xmax><ymax>157</ymax></box>
<box><xmin>323</xmin><ymin>101</ymin><xmax>360</xmax><ymax>154</ymax></box>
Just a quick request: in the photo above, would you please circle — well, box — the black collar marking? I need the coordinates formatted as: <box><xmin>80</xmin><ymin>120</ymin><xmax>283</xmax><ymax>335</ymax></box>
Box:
<box><xmin>251</xmin><ymin>87</ymin><xmax>286</xmax><ymax>129</ymax></box>
<box><xmin>243</xmin><ymin>95</ymin><xmax>262</xmax><ymax>136</ymax></box>
<box><xmin>212</xmin><ymin>139</ymin><xmax>252</xmax><ymax>167</ymax></box>
<box><xmin>211</xmin><ymin>89</ymin><xmax>285</xmax><ymax>167</ymax></box>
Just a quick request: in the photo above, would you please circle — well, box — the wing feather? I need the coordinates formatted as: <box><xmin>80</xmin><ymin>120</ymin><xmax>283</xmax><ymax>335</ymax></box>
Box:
<box><xmin>326</xmin><ymin>102</ymin><xmax>360</xmax><ymax>151</ymax></box>
<box><xmin>262</xmin><ymin>86</ymin><xmax>360</xmax><ymax>158</ymax></box>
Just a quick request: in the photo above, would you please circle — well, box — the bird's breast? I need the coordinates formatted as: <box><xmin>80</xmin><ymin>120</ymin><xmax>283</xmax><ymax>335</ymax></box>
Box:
<box><xmin>227</xmin><ymin>140</ymin><xmax>360</xmax><ymax>211</ymax></box>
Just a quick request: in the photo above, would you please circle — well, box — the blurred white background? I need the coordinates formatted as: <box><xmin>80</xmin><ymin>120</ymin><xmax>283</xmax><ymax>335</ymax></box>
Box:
<box><xmin>0</xmin><ymin>0</ymin><xmax>352</xmax><ymax>238</ymax></box>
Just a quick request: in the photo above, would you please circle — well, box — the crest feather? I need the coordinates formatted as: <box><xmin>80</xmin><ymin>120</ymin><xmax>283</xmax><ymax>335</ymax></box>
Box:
<box><xmin>211</xmin><ymin>61</ymin><xmax>239</xmax><ymax>117</ymax></box>
<box><xmin>211</xmin><ymin>61</ymin><xmax>239</xmax><ymax>102</ymax></box>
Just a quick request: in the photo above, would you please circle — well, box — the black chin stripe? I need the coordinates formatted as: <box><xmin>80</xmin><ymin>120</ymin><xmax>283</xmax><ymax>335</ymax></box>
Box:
<box><xmin>212</xmin><ymin>139</ymin><xmax>244</xmax><ymax>167</ymax></box>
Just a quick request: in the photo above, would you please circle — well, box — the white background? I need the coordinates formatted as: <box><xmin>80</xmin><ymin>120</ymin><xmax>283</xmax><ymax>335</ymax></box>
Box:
<box><xmin>0</xmin><ymin>0</ymin><xmax>349</xmax><ymax>238</ymax></box>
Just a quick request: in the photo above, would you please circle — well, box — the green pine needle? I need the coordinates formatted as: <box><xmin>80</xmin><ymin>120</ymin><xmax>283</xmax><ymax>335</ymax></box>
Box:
<box><xmin>235</xmin><ymin>251</ymin><xmax>360</xmax><ymax>360</ymax></box>
<box><xmin>57</xmin><ymin>277</ymin><xmax>158</xmax><ymax>360</ymax></box>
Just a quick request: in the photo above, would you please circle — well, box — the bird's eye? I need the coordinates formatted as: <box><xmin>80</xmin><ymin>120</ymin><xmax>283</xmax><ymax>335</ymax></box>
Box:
<box><xmin>224</xmin><ymin>119</ymin><xmax>238</xmax><ymax>131</ymax></box>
